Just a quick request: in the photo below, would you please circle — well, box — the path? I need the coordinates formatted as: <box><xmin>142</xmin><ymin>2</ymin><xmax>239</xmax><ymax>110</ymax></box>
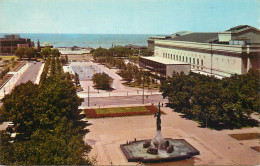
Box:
<box><xmin>85</xmin><ymin>106</ymin><xmax>260</xmax><ymax>165</ymax></box>
<box><xmin>14</xmin><ymin>62</ymin><xmax>42</xmax><ymax>86</ymax></box>
<box><xmin>80</xmin><ymin>94</ymin><xmax>167</xmax><ymax>107</ymax></box>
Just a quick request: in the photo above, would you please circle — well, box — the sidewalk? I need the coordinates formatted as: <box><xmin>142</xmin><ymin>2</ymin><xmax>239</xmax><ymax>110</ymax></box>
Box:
<box><xmin>0</xmin><ymin>63</ymin><xmax>31</xmax><ymax>99</ymax></box>
<box><xmin>34</xmin><ymin>63</ymin><xmax>45</xmax><ymax>84</ymax></box>
<box><xmin>77</xmin><ymin>90</ymin><xmax>161</xmax><ymax>98</ymax></box>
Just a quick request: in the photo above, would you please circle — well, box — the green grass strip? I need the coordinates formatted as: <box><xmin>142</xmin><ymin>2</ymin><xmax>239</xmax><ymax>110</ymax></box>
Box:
<box><xmin>95</xmin><ymin>106</ymin><xmax>149</xmax><ymax>114</ymax></box>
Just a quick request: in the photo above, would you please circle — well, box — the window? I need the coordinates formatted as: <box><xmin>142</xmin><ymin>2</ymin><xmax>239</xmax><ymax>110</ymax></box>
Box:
<box><xmin>171</xmin><ymin>54</ymin><xmax>173</xmax><ymax>59</ymax></box>
<box><xmin>182</xmin><ymin>56</ymin><xmax>184</xmax><ymax>61</ymax></box>
<box><xmin>201</xmin><ymin>60</ymin><xmax>204</xmax><ymax>70</ymax></box>
<box><xmin>176</xmin><ymin>56</ymin><xmax>178</xmax><ymax>60</ymax></box>
<box><xmin>186</xmin><ymin>57</ymin><xmax>188</xmax><ymax>62</ymax></box>
<box><xmin>197</xmin><ymin>59</ymin><xmax>199</xmax><ymax>69</ymax></box>
<box><xmin>174</xmin><ymin>55</ymin><xmax>175</xmax><ymax>60</ymax></box>
<box><xmin>189</xmin><ymin>57</ymin><xmax>191</xmax><ymax>63</ymax></box>
<box><xmin>179</xmin><ymin>56</ymin><xmax>181</xmax><ymax>61</ymax></box>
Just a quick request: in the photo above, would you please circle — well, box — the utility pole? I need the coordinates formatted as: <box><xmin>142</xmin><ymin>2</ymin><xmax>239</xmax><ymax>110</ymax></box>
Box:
<box><xmin>88</xmin><ymin>86</ymin><xmax>90</xmax><ymax>107</ymax></box>
<box><xmin>210</xmin><ymin>42</ymin><xmax>213</xmax><ymax>74</ymax></box>
<box><xmin>142</xmin><ymin>82</ymin><xmax>144</xmax><ymax>104</ymax></box>
<box><xmin>142</xmin><ymin>74</ymin><xmax>145</xmax><ymax>104</ymax></box>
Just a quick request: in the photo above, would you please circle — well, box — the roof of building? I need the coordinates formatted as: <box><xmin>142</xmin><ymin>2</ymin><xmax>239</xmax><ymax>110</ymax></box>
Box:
<box><xmin>170</xmin><ymin>31</ymin><xmax>193</xmax><ymax>38</ymax></box>
<box><xmin>226</xmin><ymin>25</ymin><xmax>253</xmax><ymax>32</ymax></box>
<box><xmin>0</xmin><ymin>38</ymin><xmax>30</xmax><ymax>41</ymax></box>
<box><xmin>141</xmin><ymin>56</ymin><xmax>188</xmax><ymax>65</ymax></box>
<box><xmin>125</xmin><ymin>44</ymin><xmax>147</xmax><ymax>49</ymax></box>
<box><xmin>168</xmin><ymin>32</ymin><xmax>218</xmax><ymax>43</ymax></box>
<box><xmin>148</xmin><ymin>36</ymin><xmax>172</xmax><ymax>40</ymax></box>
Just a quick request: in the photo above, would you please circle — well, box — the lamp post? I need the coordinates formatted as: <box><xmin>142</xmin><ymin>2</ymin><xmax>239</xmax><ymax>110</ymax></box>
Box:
<box><xmin>88</xmin><ymin>86</ymin><xmax>90</xmax><ymax>107</ymax></box>
<box><xmin>142</xmin><ymin>82</ymin><xmax>144</xmax><ymax>104</ymax></box>
<box><xmin>205</xmin><ymin>113</ymin><xmax>208</xmax><ymax>128</ymax></box>
<box><xmin>210</xmin><ymin>42</ymin><xmax>213</xmax><ymax>75</ymax></box>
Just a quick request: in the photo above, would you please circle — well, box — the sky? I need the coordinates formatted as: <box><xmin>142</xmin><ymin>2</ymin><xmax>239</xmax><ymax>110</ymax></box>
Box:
<box><xmin>0</xmin><ymin>0</ymin><xmax>259</xmax><ymax>34</ymax></box>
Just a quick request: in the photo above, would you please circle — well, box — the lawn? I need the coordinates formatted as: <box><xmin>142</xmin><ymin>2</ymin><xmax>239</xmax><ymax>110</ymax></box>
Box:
<box><xmin>0</xmin><ymin>56</ymin><xmax>18</xmax><ymax>61</ymax></box>
<box><xmin>95</xmin><ymin>106</ymin><xmax>149</xmax><ymax>114</ymax></box>
<box><xmin>229</xmin><ymin>133</ymin><xmax>260</xmax><ymax>141</ymax></box>
<box><xmin>84</xmin><ymin>105</ymin><xmax>163</xmax><ymax>118</ymax></box>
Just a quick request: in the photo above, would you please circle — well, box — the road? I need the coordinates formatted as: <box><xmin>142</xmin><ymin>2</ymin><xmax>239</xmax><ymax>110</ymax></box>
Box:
<box><xmin>15</xmin><ymin>62</ymin><xmax>42</xmax><ymax>86</ymax></box>
<box><xmin>81</xmin><ymin>94</ymin><xmax>168</xmax><ymax>107</ymax></box>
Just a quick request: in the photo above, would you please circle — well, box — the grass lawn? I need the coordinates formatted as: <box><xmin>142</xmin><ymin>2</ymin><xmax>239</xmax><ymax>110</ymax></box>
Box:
<box><xmin>0</xmin><ymin>74</ymin><xmax>13</xmax><ymax>87</ymax></box>
<box><xmin>0</xmin><ymin>56</ymin><xmax>18</xmax><ymax>61</ymax></box>
<box><xmin>229</xmin><ymin>133</ymin><xmax>260</xmax><ymax>141</ymax></box>
<box><xmin>95</xmin><ymin>106</ymin><xmax>149</xmax><ymax>114</ymax></box>
<box><xmin>84</xmin><ymin>105</ymin><xmax>161</xmax><ymax>118</ymax></box>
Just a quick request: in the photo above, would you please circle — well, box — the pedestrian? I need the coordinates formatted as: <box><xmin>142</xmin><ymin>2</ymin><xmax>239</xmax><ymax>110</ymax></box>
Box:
<box><xmin>162</xmin><ymin>103</ymin><xmax>164</xmax><ymax>107</ymax></box>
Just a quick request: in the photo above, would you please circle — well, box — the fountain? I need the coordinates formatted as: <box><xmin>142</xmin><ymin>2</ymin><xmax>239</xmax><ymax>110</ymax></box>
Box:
<box><xmin>120</xmin><ymin>103</ymin><xmax>200</xmax><ymax>163</ymax></box>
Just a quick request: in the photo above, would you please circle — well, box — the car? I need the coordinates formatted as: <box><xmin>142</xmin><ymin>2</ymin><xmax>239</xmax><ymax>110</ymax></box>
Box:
<box><xmin>8</xmin><ymin>122</ymin><xmax>14</xmax><ymax>128</ymax></box>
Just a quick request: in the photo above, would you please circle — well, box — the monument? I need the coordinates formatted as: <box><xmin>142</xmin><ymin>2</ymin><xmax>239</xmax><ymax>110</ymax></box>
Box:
<box><xmin>120</xmin><ymin>103</ymin><xmax>200</xmax><ymax>163</ymax></box>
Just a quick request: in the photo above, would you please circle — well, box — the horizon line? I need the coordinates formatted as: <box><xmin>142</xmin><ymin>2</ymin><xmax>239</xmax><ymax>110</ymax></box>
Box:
<box><xmin>0</xmin><ymin>32</ymin><xmax>169</xmax><ymax>35</ymax></box>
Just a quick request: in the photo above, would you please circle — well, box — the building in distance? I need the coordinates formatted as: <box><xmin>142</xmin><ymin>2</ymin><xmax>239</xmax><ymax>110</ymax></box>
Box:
<box><xmin>142</xmin><ymin>25</ymin><xmax>260</xmax><ymax>78</ymax></box>
<box><xmin>0</xmin><ymin>34</ymin><xmax>33</xmax><ymax>55</ymax></box>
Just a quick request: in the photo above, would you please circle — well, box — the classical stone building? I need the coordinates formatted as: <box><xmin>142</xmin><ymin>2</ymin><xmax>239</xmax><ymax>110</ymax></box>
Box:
<box><xmin>142</xmin><ymin>25</ymin><xmax>260</xmax><ymax>78</ymax></box>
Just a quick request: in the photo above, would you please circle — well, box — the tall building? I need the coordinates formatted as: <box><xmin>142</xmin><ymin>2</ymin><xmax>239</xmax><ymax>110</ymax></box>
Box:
<box><xmin>142</xmin><ymin>25</ymin><xmax>260</xmax><ymax>78</ymax></box>
<box><xmin>0</xmin><ymin>34</ymin><xmax>32</xmax><ymax>55</ymax></box>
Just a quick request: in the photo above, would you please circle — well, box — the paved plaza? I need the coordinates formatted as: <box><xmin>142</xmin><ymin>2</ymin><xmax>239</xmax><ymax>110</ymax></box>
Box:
<box><xmin>84</xmin><ymin>106</ymin><xmax>259</xmax><ymax>165</ymax></box>
<box><xmin>80</xmin><ymin>95</ymin><xmax>168</xmax><ymax>107</ymax></box>
<box><xmin>71</xmin><ymin>65</ymin><xmax>105</xmax><ymax>80</ymax></box>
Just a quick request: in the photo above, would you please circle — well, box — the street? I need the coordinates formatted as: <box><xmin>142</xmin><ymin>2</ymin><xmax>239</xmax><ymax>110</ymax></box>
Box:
<box><xmin>81</xmin><ymin>94</ymin><xmax>168</xmax><ymax>107</ymax></box>
<box><xmin>15</xmin><ymin>62</ymin><xmax>42</xmax><ymax>86</ymax></box>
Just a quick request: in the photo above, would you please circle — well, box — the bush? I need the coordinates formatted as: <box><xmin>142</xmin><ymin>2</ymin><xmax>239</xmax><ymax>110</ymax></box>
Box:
<box><xmin>92</xmin><ymin>73</ymin><xmax>113</xmax><ymax>90</ymax></box>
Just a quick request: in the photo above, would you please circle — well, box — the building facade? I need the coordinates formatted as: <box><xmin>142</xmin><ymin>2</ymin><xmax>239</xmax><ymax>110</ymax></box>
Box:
<box><xmin>0</xmin><ymin>34</ymin><xmax>32</xmax><ymax>55</ymax></box>
<box><xmin>139</xmin><ymin>56</ymin><xmax>190</xmax><ymax>77</ymax></box>
<box><xmin>145</xmin><ymin>25</ymin><xmax>260</xmax><ymax>77</ymax></box>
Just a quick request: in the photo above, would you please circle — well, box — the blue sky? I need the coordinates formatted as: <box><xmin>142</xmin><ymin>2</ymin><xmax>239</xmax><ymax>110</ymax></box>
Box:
<box><xmin>0</xmin><ymin>0</ymin><xmax>259</xmax><ymax>34</ymax></box>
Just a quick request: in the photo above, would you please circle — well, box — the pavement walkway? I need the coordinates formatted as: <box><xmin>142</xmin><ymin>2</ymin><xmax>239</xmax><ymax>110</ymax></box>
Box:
<box><xmin>0</xmin><ymin>62</ymin><xmax>31</xmax><ymax>99</ymax></box>
<box><xmin>84</xmin><ymin>106</ymin><xmax>260</xmax><ymax>165</ymax></box>
<box><xmin>67</xmin><ymin>61</ymin><xmax>163</xmax><ymax>98</ymax></box>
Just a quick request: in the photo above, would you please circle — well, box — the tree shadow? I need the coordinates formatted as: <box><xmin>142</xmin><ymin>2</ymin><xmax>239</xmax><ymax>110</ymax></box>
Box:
<box><xmin>165</xmin><ymin>103</ymin><xmax>259</xmax><ymax>130</ymax></box>
<box><xmin>80</xmin><ymin>128</ymin><xmax>90</xmax><ymax>134</ymax></box>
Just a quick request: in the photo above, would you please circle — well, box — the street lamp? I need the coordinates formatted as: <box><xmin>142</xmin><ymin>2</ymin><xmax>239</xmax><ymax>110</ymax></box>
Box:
<box><xmin>205</xmin><ymin>113</ymin><xmax>208</xmax><ymax>128</ymax></box>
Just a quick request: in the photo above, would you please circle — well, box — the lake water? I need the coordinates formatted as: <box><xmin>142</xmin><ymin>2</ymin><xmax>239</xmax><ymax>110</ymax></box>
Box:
<box><xmin>0</xmin><ymin>33</ymin><xmax>166</xmax><ymax>49</ymax></box>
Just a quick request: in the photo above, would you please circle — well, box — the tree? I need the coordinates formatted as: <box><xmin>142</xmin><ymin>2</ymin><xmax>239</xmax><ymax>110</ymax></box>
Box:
<box><xmin>160</xmin><ymin>70</ymin><xmax>259</xmax><ymax>129</ymax></box>
<box><xmin>51</xmin><ymin>49</ymin><xmax>61</xmax><ymax>57</ymax></box>
<box><xmin>140</xmin><ymin>49</ymin><xmax>153</xmax><ymax>56</ymax></box>
<box><xmin>0</xmin><ymin>81</ymin><xmax>39</xmax><ymax>138</ymax></box>
<box><xmin>40</xmin><ymin>47</ymin><xmax>51</xmax><ymax>60</ymax></box>
<box><xmin>75</xmin><ymin>72</ymin><xmax>80</xmax><ymax>85</ymax></box>
<box><xmin>0</xmin><ymin>55</ymin><xmax>94</xmax><ymax>165</ymax></box>
<box><xmin>25</xmin><ymin>47</ymin><xmax>36</xmax><ymax>60</ymax></box>
<box><xmin>92</xmin><ymin>73</ymin><xmax>113</xmax><ymax>90</ymax></box>
<box><xmin>15</xmin><ymin>47</ymin><xmax>26</xmax><ymax>59</ymax></box>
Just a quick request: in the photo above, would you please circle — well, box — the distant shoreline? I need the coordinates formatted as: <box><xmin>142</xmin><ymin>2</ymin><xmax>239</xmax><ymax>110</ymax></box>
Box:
<box><xmin>1</xmin><ymin>33</ymin><xmax>164</xmax><ymax>49</ymax></box>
